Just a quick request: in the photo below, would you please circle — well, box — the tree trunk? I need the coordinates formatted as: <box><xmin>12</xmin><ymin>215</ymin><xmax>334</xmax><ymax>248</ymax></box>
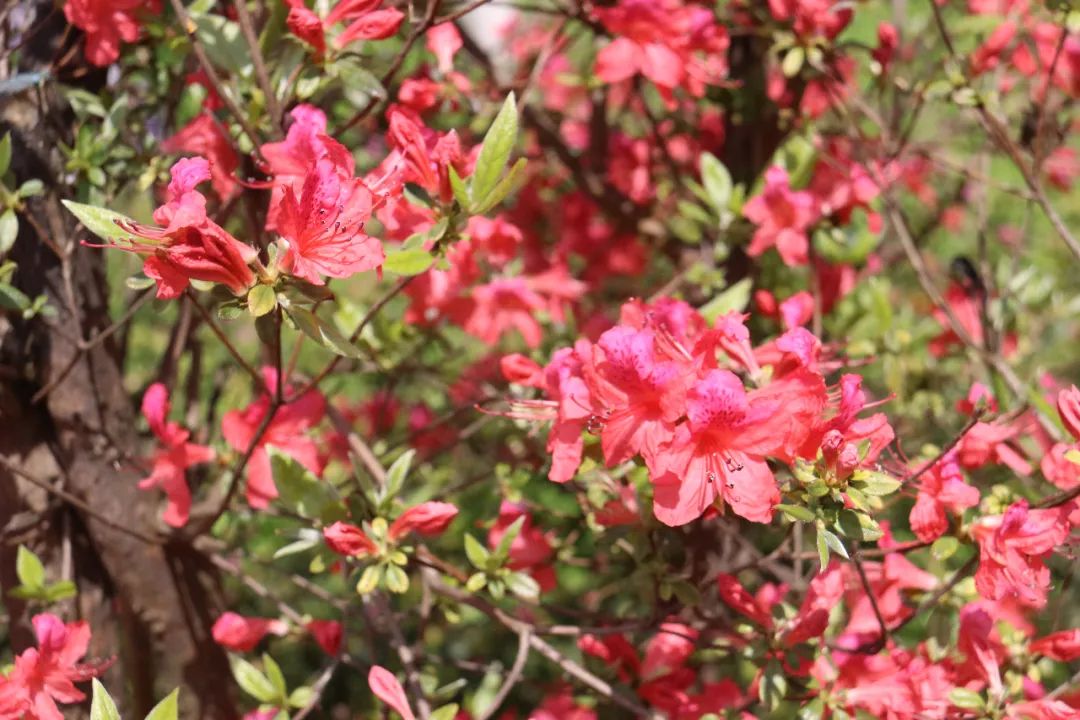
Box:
<box><xmin>0</xmin><ymin>3</ymin><xmax>236</xmax><ymax>716</ymax></box>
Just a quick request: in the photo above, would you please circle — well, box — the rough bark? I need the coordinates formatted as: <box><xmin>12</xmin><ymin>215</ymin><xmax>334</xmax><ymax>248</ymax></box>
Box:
<box><xmin>0</xmin><ymin>3</ymin><xmax>236</xmax><ymax>716</ymax></box>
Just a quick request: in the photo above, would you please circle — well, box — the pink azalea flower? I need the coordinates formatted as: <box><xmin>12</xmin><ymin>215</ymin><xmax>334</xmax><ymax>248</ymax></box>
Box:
<box><xmin>161</xmin><ymin>114</ymin><xmax>239</xmax><ymax>201</ymax></box>
<box><xmin>137</xmin><ymin>382</ymin><xmax>216</xmax><ymax>527</ymax></box>
<box><xmin>650</xmin><ymin>369</ymin><xmax>783</xmax><ymax>526</ymax></box>
<box><xmin>583</xmin><ymin>326</ymin><xmax>687</xmax><ymax>468</ymax></box>
<box><xmin>909</xmin><ymin>451</ymin><xmax>980</xmax><ymax>543</ymax></box>
<box><xmin>274</xmin><ymin>143</ymin><xmax>385</xmax><ymax>284</ymax></box>
<box><xmin>221</xmin><ymin>367</ymin><xmax>326</xmax><ymax>509</ymax></box>
<box><xmin>0</xmin><ymin>614</ymin><xmax>109</xmax><ymax>720</ymax></box>
<box><xmin>63</xmin><ymin>0</ymin><xmax>158</xmax><ymax>66</ymax></box>
<box><xmin>90</xmin><ymin>157</ymin><xmax>256</xmax><ymax>299</ymax></box>
<box><xmin>488</xmin><ymin>502</ymin><xmax>557</xmax><ymax>593</ymax></box>
<box><xmin>973</xmin><ymin>501</ymin><xmax>1072</xmax><ymax>608</ymax></box>
<box><xmin>743</xmin><ymin>166</ymin><xmax>818</xmax><ymax>266</ymax></box>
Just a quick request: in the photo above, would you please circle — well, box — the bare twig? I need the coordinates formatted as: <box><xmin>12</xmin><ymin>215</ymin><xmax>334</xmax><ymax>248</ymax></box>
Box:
<box><xmin>233</xmin><ymin>0</ymin><xmax>282</xmax><ymax>136</ymax></box>
<box><xmin>475</xmin><ymin>627</ymin><xmax>531</xmax><ymax>720</ymax></box>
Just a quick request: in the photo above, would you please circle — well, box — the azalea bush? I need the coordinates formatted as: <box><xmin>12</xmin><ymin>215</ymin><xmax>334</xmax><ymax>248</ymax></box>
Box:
<box><xmin>1</xmin><ymin>0</ymin><xmax>1080</xmax><ymax>718</ymax></box>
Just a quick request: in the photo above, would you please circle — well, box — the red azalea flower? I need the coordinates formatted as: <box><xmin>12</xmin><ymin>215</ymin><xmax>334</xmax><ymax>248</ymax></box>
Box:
<box><xmin>221</xmin><ymin>367</ymin><xmax>326</xmax><ymax>509</ymax></box>
<box><xmin>137</xmin><ymin>383</ymin><xmax>215</xmax><ymax>528</ymax></box>
<box><xmin>0</xmin><ymin>614</ymin><xmax>111</xmax><ymax>720</ymax></box>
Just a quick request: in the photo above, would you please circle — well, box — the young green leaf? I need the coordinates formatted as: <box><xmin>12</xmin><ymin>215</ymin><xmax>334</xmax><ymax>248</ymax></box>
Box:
<box><xmin>16</xmin><ymin>545</ymin><xmax>45</xmax><ymax>589</ymax></box>
<box><xmin>384</xmin><ymin>449</ymin><xmax>415</xmax><ymax>498</ymax></box>
<box><xmin>383</xmin><ymin>249</ymin><xmax>434</xmax><ymax>276</ymax></box>
<box><xmin>90</xmin><ymin>679</ymin><xmax>122</xmax><ymax>720</ymax></box>
<box><xmin>464</xmin><ymin>534</ymin><xmax>491</xmax><ymax>569</ymax></box>
<box><xmin>287</xmin><ymin>306</ymin><xmax>363</xmax><ymax>358</ymax></box>
<box><xmin>247</xmin><ymin>285</ymin><xmax>277</xmax><ymax>317</ymax></box>
<box><xmin>263</xmin><ymin>653</ymin><xmax>288</xmax><ymax>700</ymax></box>
<box><xmin>699</xmin><ymin>152</ymin><xmax>733</xmax><ymax>213</ymax></box>
<box><xmin>61</xmin><ymin>200</ymin><xmax>138</xmax><ymax>244</ymax></box>
<box><xmin>776</xmin><ymin>504</ymin><xmax>815</xmax><ymax>523</ymax></box>
<box><xmin>230</xmin><ymin>656</ymin><xmax>278</xmax><ymax>704</ymax></box>
<box><xmin>0</xmin><ymin>132</ymin><xmax>11</xmax><ymax>176</ymax></box>
<box><xmin>143</xmin><ymin>689</ymin><xmax>180</xmax><ymax>720</ymax></box>
<box><xmin>491</xmin><ymin>515</ymin><xmax>525</xmax><ymax>565</ymax></box>
<box><xmin>472</xmin><ymin>157</ymin><xmax>527</xmax><ymax>215</ymax></box>
<box><xmin>471</xmin><ymin>93</ymin><xmax>518</xmax><ymax>209</ymax></box>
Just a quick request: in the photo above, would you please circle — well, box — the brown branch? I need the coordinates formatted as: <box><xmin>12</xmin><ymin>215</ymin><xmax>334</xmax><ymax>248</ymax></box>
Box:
<box><xmin>0</xmin><ymin>455</ymin><xmax>161</xmax><ymax>545</ymax></box>
<box><xmin>233</xmin><ymin>0</ymin><xmax>282</xmax><ymax>136</ymax></box>
<box><xmin>338</xmin><ymin>0</ymin><xmax>444</xmax><ymax>133</ymax></box>
<box><xmin>291</xmin><ymin>275</ymin><xmax>416</xmax><ymax>398</ymax></box>
<box><xmin>165</xmin><ymin>0</ymin><xmax>268</xmax><ymax>162</ymax></box>
<box><xmin>474</xmin><ymin>627</ymin><xmax>531</xmax><ymax>720</ymax></box>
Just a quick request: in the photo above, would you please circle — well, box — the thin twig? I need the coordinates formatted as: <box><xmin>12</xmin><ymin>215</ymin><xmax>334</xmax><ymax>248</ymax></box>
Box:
<box><xmin>233</xmin><ymin>0</ymin><xmax>282</xmax><ymax>136</ymax></box>
<box><xmin>291</xmin><ymin>275</ymin><xmax>416</xmax><ymax>399</ymax></box>
<box><xmin>475</xmin><ymin>627</ymin><xmax>531</xmax><ymax>720</ymax></box>
<box><xmin>32</xmin><ymin>288</ymin><xmax>153</xmax><ymax>403</ymax></box>
<box><xmin>166</xmin><ymin>0</ymin><xmax>267</xmax><ymax>162</ymax></box>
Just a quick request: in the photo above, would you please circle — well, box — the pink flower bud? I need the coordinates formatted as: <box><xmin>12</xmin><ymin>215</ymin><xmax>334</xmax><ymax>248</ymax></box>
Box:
<box><xmin>388</xmin><ymin>502</ymin><xmax>459</xmax><ymax>541</ymax></box>
<box><xmin>323</xmin><ymin>522</ymin><xmax>378</xmax><ymax>557</ymax></box>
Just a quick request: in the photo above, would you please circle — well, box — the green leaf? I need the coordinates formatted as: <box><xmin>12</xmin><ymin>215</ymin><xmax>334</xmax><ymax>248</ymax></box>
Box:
<box><xmin>491</xmin><ymin>515</ymin><xmax>524</xmax><ymax>565</ymax></box>
<box><xmin>263</xmin><ymin>653</ymin><xmax>287</xmax><ymax>700</ymax></box>
<box><xmin>91</xmin><ymin>679</ymin><xmax>122</xmax><ymax>720</ymax></box>
<box><xmin>247</xmin><ymin>285</ymin><xmax>277</xmax><ymax>317</ymax></box>
<box><xmin>383</xmin><ymin>249</ymin><xmax>434</xmax><ymax>276</ymax></box>
<box><xmin>699</xmin><ymin>278</ymin><xmax>752</xmax><ymax>323</ymax></box>
<box><xmin>506</xmin><ymin>571</ymin><xmax>540</xmax><ymax>601</ymax></box>
<box><xmin>62</xmin><ymin>200</ymin><xmax>138</xmax><ymax>244</ymax></box>
<box><xmin>144</xmin><ymin>689</ymin><xmax>180</xmax><ymax>720</ymax></box>
<box><xmin>851</xmin><ymin>469</ymin><xmax>901</xmax><ymax>496</ymax></box>
<box><xmin>0</xmin><ymin>282</ymin><xmax>31</xmax><ymax>311</ymax></box>
<box><xmin>835</xmin><ymin>510</ymin><xmax>882</xmax><ymax>542</ymax></box>
<box><xmin>931</xmin><ymin>536</ymin><xmax>960</xmax><ymax>561</ymax></box>
<box><xmin>463</xmin><ymin>534</ymin><xmax>490</xmax><ymax>569</ymax></box>
<box><xmin>465</xmin><ymin>572</ymin><xmax>487</xmax><ymax>592</ymax></box>
<box><xmin>17</xmin><ymin>179</ymin><xmax>44</xmax><ymax>198</ymax></box>
<box><xmin>782</xmin><ymin>46</ymin><xmax>805</xmax><ymax>77</ymax></box>
<box><xmin>16</xmin><ymin>545</ymin><xmax>45</xmax><ymax>589</ymax></box>
<box><xmin>193</xmin><ymin>13</ymin><xmax>250</xmax><ymax>75</ymax></box>
<box><xmin>948</xmin><ymin>688</ymin><xmax>985</xmax><ymax>711</ymax></box>
<box><xmin>430</xmin><ymin>704</ymin><xmax>460</xmax><ymax>720</ymax></box>
<box><xmin>699</xmin><ymin>152</ymin><xmax>733</xmax><ymax>213</ymax></box>
<box><xmin>0</xmin><ymin>210</ymin><xmax>18</xmax><ymax>255</ymax></box>
<box><xmin>384</xmin><ymin>563</ymin><xmax>410</xmax><ymax>593</ymax></box>
<box><xmin>472</xmin><ymin>157</ymin><xmax>527</xmax><ymax>215</ymax></box>
<box><xmin>448</xmin><ymin>166</ymin><xmax>471</xmax><ymax>210</ymax></box>
<box><xmin>471</xmin><ymin>93</ymin><xmax>518</xmax><ymax>209</ymax></box>
<box><xmin>357</xmin><ymin>565</ymin><xmax>382</xmax><ymax>595</ymax></box>
<box><xmin>230</xmin><ymin>656</ymin><xmax>278</xmax><ymax>704</ymax></box>
<box><xmin>776</xmin><ymin>504</ymin><xmax>815</xmax><ymax>523</ymax></box>
<box><xmin>44</xmin><ymin>580</ymin><xmax>77</xmax><ymax>602</ymax></box>
<box><xmin>819</xmin><ymin>528</ymin><xmax>848</xmax><ymax>559</ymax></box>
<box><xmin>384</xmin><ymin>449</ymin><xmax>415</xmax><ymax>498</ymax></box>
<box><xmin>125</xmin><ymin>272</ymin><xmax>156</xmax><ymax>291</ymax></box>
<box><xmin>0</xmin><ymin>133</ymin><xmax>11</xmax><ymax>176</ymax></box>
<box><xmin>815</xmin><ymin>530</ymin><xmax>830</xmax><ymax>571</ymax></box>
<box><xmin>288</xmin><ymin>686</ymin><xmax>315</xmax><ymax>708</ymax></box>
<box><xmin>286</xmin><ymin>306</ymin><xmax>363</xmax><ymax>358</ymax></box>
<box><xmin>268</xmin><ymin>446</ymin><xmax>339</xmax><ymax>520</ymax></box>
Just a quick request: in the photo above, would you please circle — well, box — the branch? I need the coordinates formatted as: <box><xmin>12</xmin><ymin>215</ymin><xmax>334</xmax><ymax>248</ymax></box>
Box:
<box><xmin>474</xmin><ymin>627</ymin><xmax>531</xmax><ymax>720</ymax></box>
<box><xmin>233</xmin><ymin>0</ymin><xmax>282</xmax><ymax>136</ymax></box>
<box><xmin>166</xmin><ymin>0</ymin><xmax>268</xmax><ymax>162</ymax></box>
